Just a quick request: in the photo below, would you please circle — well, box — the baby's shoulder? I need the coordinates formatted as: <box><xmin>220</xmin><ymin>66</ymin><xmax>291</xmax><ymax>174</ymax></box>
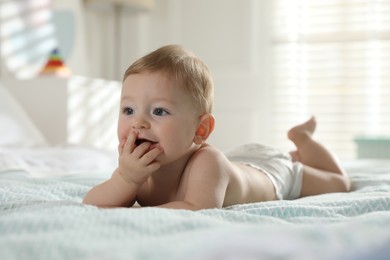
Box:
<box><xmin>188</xmin><ymin>144</ymin><xmax>229</xmax><ymax>168</ymax></box>
<box><xmin>194</xmin><ymin>143</ymin><xmax>224</xmax><ymax>157</ymax></box>
<box><xmin>181</xmin><ymin>144</ymin><xmax>231</xmax><ymax>185</ymax></box>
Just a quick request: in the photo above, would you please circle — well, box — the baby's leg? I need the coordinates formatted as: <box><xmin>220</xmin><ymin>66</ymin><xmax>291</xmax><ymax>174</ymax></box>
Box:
<box><xmin>288</xmin><ymin>116</ymin><xmax>344</xmax><ymax>174</ymax></box>
<box><xmin>288</xmin><ymin>117</ymin><xmax>350</xmax><ymax>196</ymax></box>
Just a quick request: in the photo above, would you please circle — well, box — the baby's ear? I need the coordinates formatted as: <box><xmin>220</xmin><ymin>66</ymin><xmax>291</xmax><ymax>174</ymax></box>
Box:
<box><xmin>193</xmin><ymin>113</ymin><xmax>215</xmax><ymax>145</ymax></box>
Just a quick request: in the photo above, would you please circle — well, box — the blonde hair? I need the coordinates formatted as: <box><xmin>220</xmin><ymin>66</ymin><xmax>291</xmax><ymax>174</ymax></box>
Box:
<box><xmin>123</xmin><ymin>45</ymin><xmax>214</xmax><ymax>114</ymax></box>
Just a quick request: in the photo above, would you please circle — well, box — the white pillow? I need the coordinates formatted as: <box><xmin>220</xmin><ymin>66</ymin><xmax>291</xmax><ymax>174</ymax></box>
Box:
<box><xmin>0</xmin><ymin>82</ymin><xmax>47</xmax><ymax>147</ymax></box>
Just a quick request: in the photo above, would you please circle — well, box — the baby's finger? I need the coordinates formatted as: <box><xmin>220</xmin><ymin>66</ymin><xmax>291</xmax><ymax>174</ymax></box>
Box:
<box><xmin>145</xmin><ymin>161</ymin><xmax>161</xmax><ymax>173</ymax></box>
<box><xmin>140</xmin><ymin>146</ymin><xmax>164</xmax><ymax>165</ymax></box>
<box><xmin>131</xmin><ymin>141</ymin><xmax>152</xmax><ymax>158</ymax></box>
<box><xmin>123</xmin><ymin>130</ymin><xmax>138</xmax><ymax>153</ymax></box>
<box><xmin>118</xmin><ymin>139</ymin><xmax>125</xmax><ymax>155</ymax></box>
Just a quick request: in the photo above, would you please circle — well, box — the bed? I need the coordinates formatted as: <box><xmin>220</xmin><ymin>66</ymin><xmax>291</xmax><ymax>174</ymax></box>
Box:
<box><xmin>1</xmin><ymin>80</ymin><xmax>389</xmax><ymax>260</ymax></box>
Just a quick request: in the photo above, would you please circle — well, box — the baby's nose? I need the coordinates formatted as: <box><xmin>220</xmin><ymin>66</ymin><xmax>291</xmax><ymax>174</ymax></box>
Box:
<box><xmin>132</xmin><ymin>117</ymin><xmax>150</xmax><ymax>129</ymax></box>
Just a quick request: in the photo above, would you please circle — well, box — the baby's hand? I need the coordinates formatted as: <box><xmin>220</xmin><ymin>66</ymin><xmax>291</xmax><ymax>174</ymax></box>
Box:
<box><xmin>117</xmin><ymin>130</ymin><xmax>163</xmax><ymax>185</ymax></box>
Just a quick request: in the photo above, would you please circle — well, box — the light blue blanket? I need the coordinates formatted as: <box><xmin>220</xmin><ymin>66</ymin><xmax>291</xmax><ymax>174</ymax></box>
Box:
<box><xmin>1</xmin><ymin>160</ymin><xmax>390</xmax><ymax>260</ymax></box>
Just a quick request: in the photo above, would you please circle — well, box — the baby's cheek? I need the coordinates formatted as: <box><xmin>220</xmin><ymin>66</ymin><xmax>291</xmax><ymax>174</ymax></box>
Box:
<box><xmin>117</xmin><ymin>125</ymin><xmax>129</xmax><ymax>143</ymax></box>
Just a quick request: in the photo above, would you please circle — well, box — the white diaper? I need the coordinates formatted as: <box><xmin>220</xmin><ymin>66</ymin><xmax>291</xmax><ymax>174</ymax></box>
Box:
<box><xmin>226</xmin><ymin>143</ymin><xmax>303</xmax><ymax>200</ymax></box>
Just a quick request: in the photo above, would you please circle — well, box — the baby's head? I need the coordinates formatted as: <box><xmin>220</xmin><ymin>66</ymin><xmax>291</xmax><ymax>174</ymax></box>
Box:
<box><xmin>123</xmin><ymin>45</ymin><xmax>214</xmax><ymax>115</ymax></box>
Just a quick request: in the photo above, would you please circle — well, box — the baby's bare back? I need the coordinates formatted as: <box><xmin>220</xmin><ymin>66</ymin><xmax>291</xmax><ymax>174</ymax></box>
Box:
<box><xmin>140</xmin><ymin>144</ymin><xmax>278</xmax><ymax>209</ymax></box>
<box><xmin>183</xmin><ymin>144</ymin><xmax>278</xmax><ymax>207</ymax></box>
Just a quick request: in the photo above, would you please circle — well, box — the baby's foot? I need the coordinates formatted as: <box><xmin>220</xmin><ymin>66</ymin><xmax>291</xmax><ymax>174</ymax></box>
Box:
<box><xmin>287</xmin><ymin>116</ymin><xmax>317</xmax><ymax>145</ymax></box>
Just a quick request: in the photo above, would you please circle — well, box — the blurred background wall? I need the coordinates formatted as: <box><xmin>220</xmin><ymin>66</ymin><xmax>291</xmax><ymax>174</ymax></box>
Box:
<box><xmin>1</xmin><ymin>0</ymin><xmax>389</xmax><ymax>159</ymax></box>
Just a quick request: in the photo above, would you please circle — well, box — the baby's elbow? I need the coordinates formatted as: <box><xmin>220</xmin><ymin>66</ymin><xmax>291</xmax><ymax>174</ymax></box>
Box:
<box><xmin>336</xmin><ymin>175</ymin><xmax>351</xmax><ymax>193</ymax></box>
<box><xmin>345</xmin><ymin>178</ymin><xmax>352</xmax><ymax>192</ymax></box>
<box><xmin>82</xmin><ymin>196</ymin><xmax>97</xmax><ymax>206</ymax></box>
<box><xmin>82</xmin><ymin>196</ymin><xmax>107</xmax><ymax>207</ymax></box>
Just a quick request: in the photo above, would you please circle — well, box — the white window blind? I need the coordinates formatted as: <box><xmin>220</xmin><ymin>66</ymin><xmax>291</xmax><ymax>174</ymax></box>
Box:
<box><xmin>271</xmin><ymin>0</ymin><xmax>390</xmax><ymax>159</ymax></box>
<box><xmin>0</xmin><ymin>0</ymin><xmax>56</xmax><ymax>78</ymax></box>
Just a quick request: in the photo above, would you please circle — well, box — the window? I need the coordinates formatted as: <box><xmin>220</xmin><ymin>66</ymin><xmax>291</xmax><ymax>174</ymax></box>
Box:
<box><xmin>0</xmin><ymin>0</ymin><xmax>56</xmax><ymax>78</ymax></box>
<box><xmin>271</xmin><ymin>0</ymin><xmax>390</xmax><ymax>159</ymax></box>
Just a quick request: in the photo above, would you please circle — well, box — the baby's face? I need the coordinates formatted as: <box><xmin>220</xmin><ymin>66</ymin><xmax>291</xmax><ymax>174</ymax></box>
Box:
<box><xmin>118</xmin><ymin>71</ymin><xmax>200</xmax><ymax>164</ymax></box>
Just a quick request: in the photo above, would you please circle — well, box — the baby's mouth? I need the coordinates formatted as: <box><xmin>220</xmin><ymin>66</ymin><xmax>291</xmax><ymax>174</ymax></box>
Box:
<box><xmin>135</xmin><ymin>138</ymin><xmax>157</xmax><ymax>147</ymax></box>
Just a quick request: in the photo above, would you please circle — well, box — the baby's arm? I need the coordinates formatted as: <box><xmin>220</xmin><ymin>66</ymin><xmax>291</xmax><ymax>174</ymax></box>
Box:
<box><xmin>82</xmin><ymin>170</ymin><xmax>140</xmax><ymax>207</ymax></box>
<box><xmin>83</xmin><ymin>130</ymin><xmax>163</xmax><ymax>207</ymax></box>
<box><xmin>157</xmin><ymin>147</ymin><xmax>230</xmax><ymax>210</ymax></box>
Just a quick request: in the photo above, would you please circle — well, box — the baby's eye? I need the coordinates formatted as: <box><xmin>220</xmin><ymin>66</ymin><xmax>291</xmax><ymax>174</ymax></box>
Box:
<box><xmin>122</xmin><ymin>107</ymin><xmax>134</xmax><ymax>115</ymax></box>
<box><xmin>153</xmin><ymin>108</ymin><xmax>169</xmax><ymax>116</ymax></box>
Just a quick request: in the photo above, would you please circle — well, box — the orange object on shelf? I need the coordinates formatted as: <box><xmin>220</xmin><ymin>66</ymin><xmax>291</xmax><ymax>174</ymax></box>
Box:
<box><xmin>40</xmin><ymin>48</ymin><xmax>71</xmax><ymax>77</ymax></box>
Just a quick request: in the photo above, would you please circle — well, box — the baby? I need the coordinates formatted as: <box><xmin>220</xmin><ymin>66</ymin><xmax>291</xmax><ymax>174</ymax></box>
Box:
<box><xmin>83</xmin><ymin>45</ymin><xmax>350</xmax><ymax>210</ymax></box>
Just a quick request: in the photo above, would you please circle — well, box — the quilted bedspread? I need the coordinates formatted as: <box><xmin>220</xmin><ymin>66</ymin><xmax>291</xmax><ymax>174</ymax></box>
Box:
<box><xmin>1</xmin><ymin>160</ymin><xmax>390</xmax><ymax>260</ymax></box>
